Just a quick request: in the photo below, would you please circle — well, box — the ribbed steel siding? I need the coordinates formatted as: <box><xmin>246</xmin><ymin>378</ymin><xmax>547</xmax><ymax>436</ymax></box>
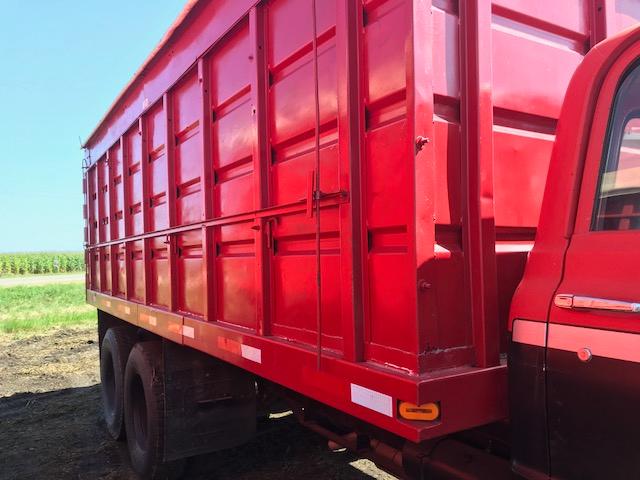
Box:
<box><xmin>83</xmin><ymin>0</ymin><xmax>640</xmax><ymax>375</ymax></box>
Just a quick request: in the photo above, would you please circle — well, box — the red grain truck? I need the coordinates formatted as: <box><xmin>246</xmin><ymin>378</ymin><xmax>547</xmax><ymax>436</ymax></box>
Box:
<box><xmin>82</xmin><ymin>1</ymin><xmax>640</xmax><ymax>478</ymax></box>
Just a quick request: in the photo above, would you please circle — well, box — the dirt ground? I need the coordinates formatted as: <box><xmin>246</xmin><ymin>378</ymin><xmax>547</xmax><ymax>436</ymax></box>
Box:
<box><xmin>0</xmin><ymin>325</ymin><xmax>397</xmax><ymax>480</ymax></box>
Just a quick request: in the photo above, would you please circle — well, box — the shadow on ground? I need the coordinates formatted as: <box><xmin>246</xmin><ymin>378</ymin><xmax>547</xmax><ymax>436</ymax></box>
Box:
<box><xmin>0</xmin><ymin>385</ymin><xmax>390</xmax><ymax>480</ymax></box>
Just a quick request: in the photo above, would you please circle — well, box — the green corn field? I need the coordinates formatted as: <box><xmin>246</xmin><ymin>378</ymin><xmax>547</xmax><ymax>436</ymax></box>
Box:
<box><xmin>0</xmin><ymin>252</ymin><xmax>84</xmax><ymax>276</ymax></box>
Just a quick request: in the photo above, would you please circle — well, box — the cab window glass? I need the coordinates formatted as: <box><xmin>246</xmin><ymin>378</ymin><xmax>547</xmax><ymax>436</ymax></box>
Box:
<box><xmin>593</xmin><ymin>63</ymin><xmax>640</xmax><ymax>231</ymax></box>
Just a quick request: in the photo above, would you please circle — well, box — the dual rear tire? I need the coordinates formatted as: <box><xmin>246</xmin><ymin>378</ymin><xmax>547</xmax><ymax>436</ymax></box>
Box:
<box><xmin>101</xmin><ymin>329</ymin><xmax>184</xmax><ymax>479</ymax></box>
<box><xmin>100</xmin><ymin>327</ymin><xmax>134</xmax><ymax>440</ymax></box>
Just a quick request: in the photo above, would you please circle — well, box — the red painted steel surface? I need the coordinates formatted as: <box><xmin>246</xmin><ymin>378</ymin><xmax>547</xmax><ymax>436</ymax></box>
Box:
<box><xmin>83</xmin><ymin>0</ymin><xmax>640</xmax><ymax>442</ymax></box>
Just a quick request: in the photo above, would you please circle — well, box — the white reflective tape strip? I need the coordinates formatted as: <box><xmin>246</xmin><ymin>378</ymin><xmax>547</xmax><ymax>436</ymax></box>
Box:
<box><xmin>495</xmin><ymin>242</ymin><xmax>534</xmax><ymax>253</ymax></box>
<box><xmin>119</xmin><ymin>305</ymin><xmax>131</xmax><ymax>315</ymax></box>
<box><xmin>148</xmin><ymin>315</ymin><xmax>157</xmax><ymax>327</ymax></box>
<box><xmin>513</xmin><ymin>319</ymin><xmax>640</xmax><ymax>364</ymax></box>
<box><xmin>548</xmin><ymin>323</ymin><xmax>640</xmax><ymax>363</ymax></box>
<box><xmin>104</xmin><ymin>300</ymin><xmax>112</xmax><ymax>308</ymax></box>
<box><xmin>434</xmin><ymin>244</ymin><xmax>451</xmax><ymax>254</ymax></box>
<box><xmin>350</xmin><ymin>384</ymin><xmax>393</xmax><ymax>417</ymax></box>
<box><xmin>181</xmin><ymin>325</ymin><xmax>195</xmax><ymax>339</ymax></box>
<box><xmin>512</xmin><ymin>319</ymin><xmax>547</xmax><ymax>347</ymax></box>
<box><xmin>240</xmin><ymin>344</ymin><xmax>262</xmax><ymax>364</ymax></box>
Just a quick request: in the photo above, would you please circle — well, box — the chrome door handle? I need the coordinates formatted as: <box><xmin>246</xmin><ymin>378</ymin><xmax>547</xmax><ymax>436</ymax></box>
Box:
<box><xmin>554</xmin><ymin>294</ymin><xmax>640</xmax><ymax>313</ymax></box>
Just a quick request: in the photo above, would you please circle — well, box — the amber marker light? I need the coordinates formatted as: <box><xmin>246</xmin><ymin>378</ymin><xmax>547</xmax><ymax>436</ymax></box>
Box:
<box><xmin>398</xmin><ymin>401</ymin><xmax>440</xmax><ymax>421</ymax></box>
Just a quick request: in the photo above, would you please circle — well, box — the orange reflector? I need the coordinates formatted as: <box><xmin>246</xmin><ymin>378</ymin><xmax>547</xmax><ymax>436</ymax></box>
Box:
<box><xmin>398</xmin><ymin>401</ymin><xmax>440</xmax><ymax>421</ymax></box>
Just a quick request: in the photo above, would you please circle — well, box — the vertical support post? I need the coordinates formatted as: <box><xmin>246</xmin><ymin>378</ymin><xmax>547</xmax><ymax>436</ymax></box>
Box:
<box><xmin>107</xmin><ymin>148</ymin><xmax>116</xmax><ymax>295</ymax></box>
<box><xmin>589</xmin><ymin>0</ymin><xmax>608</xmax><ymax>47</ymax></box>
<box><xmin>139</xmin><ymin>118</ymin><xmax>150</xmax><ymax>304</ymax></box>
<box><xmin>202</xmin><ymin>225</ymin><xmax>215</xmax><ymax>321</ymax></box>
<box><xmin>459</xmin><ymin>0</ymin><xmax>500</xmax><ymax>368</ymax></box>
<box><xmin>97</xmin><ymin>157</ymin><xmax>106</xmax><ymax>245</ymax></box>
<box><xmin>87</xmin><ymin>166</ymin><xmax>95</xmax><ymax>246</ymax></box>
<box><xmin>409</xmin><ymin>0</ymin><xmax>436</xmax><ymax>373</ymax></box>
<box><xmin>165</xmin><ymin>92</ymin><xmax>177</xmax><ymax>229</ymax></box>
<box><xmin>109</xmin><ymin>141</ymin><xmax>119</xmax><ymax>296</ymax></box>
<box><xmin>109</xmin><ymin>243</ymin><xmax>117</xmax><ymax>296</ymax></box>
<box><xmin>199</xmin><ymin>58</ymin><xmax>213</xmax><ymax>223</ymax></box>
<box><xmin>107</xmin><ymin>147</ymin><xmax>116</xmax><ymax>243</ymax></box>
<box><xmin>119</xmin><ymin>136</ymin><xmax>129</xmax><ymax>299</ymax></box>
<box><xmin>140</xmin><ymin>117</ymin><xmax>150</xmax><ymax>233</ymax></box>
<box><xmin>199</xmin><ymin>58</ymin><xmax>215</xmax><ymax>322</ymax></box>
<box><xmin>82</xmin><ymin>170</ymin><xmax>90</xmax><ymax>290</ymax></box>
<box><xmin>164</xmin><ymin>92</ymin><xmax>178</xmax><ymax>312</ymax></box>
<box><xmin>337</xmin><ymin>0</ymin><xmax>364</xmax><ymax>362</ymax></box>
<box><xmin>97</xmin><ymin>159</ymin><xmax>107</xmax><ymax>292</ymax></box>
<box><xmin>122</xmin><ymin>136</ymin><xmax>131</xmax><ymax>239</ymax></box>
<box><xmin>250</xmin><ymin>6</ymin><xmax>271</xmax><ymax>336</ymax></box>
<box><xmin>125</xmin><ymin>241</ymin><xmax>132</xmax><ymax>301</ymax></box>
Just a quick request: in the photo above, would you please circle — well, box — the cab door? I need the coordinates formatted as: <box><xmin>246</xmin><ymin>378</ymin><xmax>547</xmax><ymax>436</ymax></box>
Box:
<box><xmin>547</xmin><ymin>57</ymin><xmax>640</xmax><ymax>479</ymax></box>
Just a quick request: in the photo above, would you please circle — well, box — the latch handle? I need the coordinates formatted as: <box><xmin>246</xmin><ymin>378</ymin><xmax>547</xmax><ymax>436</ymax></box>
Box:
<box><xmin>307</xmin><ymin>170</ymin><xmax>315</xmax><ymax>218</ymax></box>
<box><xmin>554</xmin><ymin>294</ymin><xmax>640</xmax><ymax>313</ymax></box>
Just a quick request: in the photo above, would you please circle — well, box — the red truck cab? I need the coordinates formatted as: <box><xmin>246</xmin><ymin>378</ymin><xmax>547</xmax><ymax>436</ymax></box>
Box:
<box><xmin>510</xmin><ymin>23</ymin><xmax>640</xmax><ymax>480</ymax></box>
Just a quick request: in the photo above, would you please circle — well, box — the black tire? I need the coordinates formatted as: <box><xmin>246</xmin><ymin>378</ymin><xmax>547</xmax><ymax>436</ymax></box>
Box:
<box><xmin>100</xmin><ymin>326</ymin><xmax>135</xmax><ymax>440</ymax></box>
<box><xmin>124</xmin><ymin>341</ymin><xmax>185</xmax><ymax>480</ymax></box>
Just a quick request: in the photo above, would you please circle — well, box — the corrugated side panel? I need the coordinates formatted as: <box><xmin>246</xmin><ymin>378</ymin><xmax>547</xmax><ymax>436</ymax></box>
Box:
<box><xmin>491</xmin><ymin>0</ymin><xmax>595</xmax><ymax>351</ymax></box>
<box><xmin>82</xmin><ymin>0</ymin><xmax>640</xmax><ymax>377</ymax></box>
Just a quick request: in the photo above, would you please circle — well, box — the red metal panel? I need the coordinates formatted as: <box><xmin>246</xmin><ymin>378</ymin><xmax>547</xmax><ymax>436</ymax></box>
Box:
<box><xmin>109</xmin><ymin>142</ymin><xmax>125</xmax><ymax>239</ymax></box>
<box><xmin>124</xmin><ymin>126</ymin><xmax>144</xmax><ymax>236</ymax></box>
<box><xmin>216</xmin><ymin>221</ymin><xmax>257</xmax><ymax>330</ymax></box>
<box><xmin>145</xmin><ymin>102</ymin><xmax>169</xmax><ymax>232</ymax></box>
<box><xmin>87</xmin><ymin>165</ymin><xmax>98</xmax><ymax>245</ymax></box>
<box><xmin>100</xmin><ymin>246</ymin><xmax>112</xmax><ymax>294</ymax></box>
<box><xmin>210</xmin><ymin>19</ymin><xmax>255</xmax><ymax>218</ymax></box>
<box><xmin>269</xmin><ymin>209</ymin><xmax>343</xmax><ymax>352</ymax></box>
<box><xmin>263</xmin><ymin>0</ymin><xmax>343</xmax><ymax>354</ymax></box>
<box><xmin>488</xmin><ymin>0</ymin><xmax>600</xmax><ymax>347</ymax></box>
<box><xmin>114</xmin><ymin>243</ymin><xmax>126</xmax><ymax>298</ymax></box>
<box><xmin>128</xmin><ymin>240</ymin><xmax>145</xmax><ymax>302</ymax></box>
<box><xmin>97</xmin><ymin>157</ymin><xmax>110</xmax><ymax>243</ymax></box>
<box><xmin>360</xmin><ymin>0</ymin><xmax>419</xmax><ymax>371</ymax></box>
<box><xmin>149</xmin><ymin>236</ymin><xmax>171</xmax><ymax>308</ymax></box>
<box><xmin>267</xmin><ymin>0</ymin><xmax>338</xmax><ymax>205</ymax></box>
<box><xmin>90</xmin><ymin>248</ymin><xmax>100</xmax><ymax>291</ymax></box>
<box><xmin>176</xmin><ymin>229</ymin><xmax>204</xmax><ymax>316</ymax></box>
<box><xmin>173</xmin><ymin>69</ymin><xmax>203</xmax><ymax>226</ymax></box>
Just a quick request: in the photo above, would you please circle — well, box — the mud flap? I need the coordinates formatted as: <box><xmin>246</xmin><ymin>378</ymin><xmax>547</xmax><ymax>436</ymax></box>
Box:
<box><xmin>162</xmin><ymin>340</ymin><xmax>256</xmax><ymax>461</ymax></box>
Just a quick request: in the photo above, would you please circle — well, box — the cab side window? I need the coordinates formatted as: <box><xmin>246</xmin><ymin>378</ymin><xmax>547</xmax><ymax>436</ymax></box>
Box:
<box><xmin>593</xmin><ymin>63</ymin><xmax>640</xmax><ymax>231</ymax></box>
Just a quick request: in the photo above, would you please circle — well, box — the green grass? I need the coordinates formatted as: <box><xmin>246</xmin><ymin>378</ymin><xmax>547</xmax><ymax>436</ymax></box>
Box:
<box><xmin>0</xmin><ymin>252</ymin><xmax>84</xmax><ymax>277</ymax></box>
<box><xmin>0</xmin><ymin>283</ymin><xmax>95</xmax><ymax>334</ymax></box>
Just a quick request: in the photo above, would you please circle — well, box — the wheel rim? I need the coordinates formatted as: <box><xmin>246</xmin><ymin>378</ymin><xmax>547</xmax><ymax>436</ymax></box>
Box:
<box><xmin>103</xmin><ymin>351</ymin><xmax>116</xmax><ymax>414</ymax></box>
<box><xmin>130</xmin><ymin>373</ymin><xmax>148</xmax><ymax>449</ymax></box>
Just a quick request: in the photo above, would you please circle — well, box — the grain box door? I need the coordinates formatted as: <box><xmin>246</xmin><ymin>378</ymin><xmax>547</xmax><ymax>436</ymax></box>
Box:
<box><xmin>265</xmin><ymin>0</ymin><xmax>344</xmax><ymax>354</ymax></box>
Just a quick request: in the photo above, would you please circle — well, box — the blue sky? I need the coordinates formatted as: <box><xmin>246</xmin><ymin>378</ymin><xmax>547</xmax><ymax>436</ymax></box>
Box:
<box><xmin>0</xmin><ymin>1</ymin><xmax>184</xmax><ymax>252</ymax></box>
